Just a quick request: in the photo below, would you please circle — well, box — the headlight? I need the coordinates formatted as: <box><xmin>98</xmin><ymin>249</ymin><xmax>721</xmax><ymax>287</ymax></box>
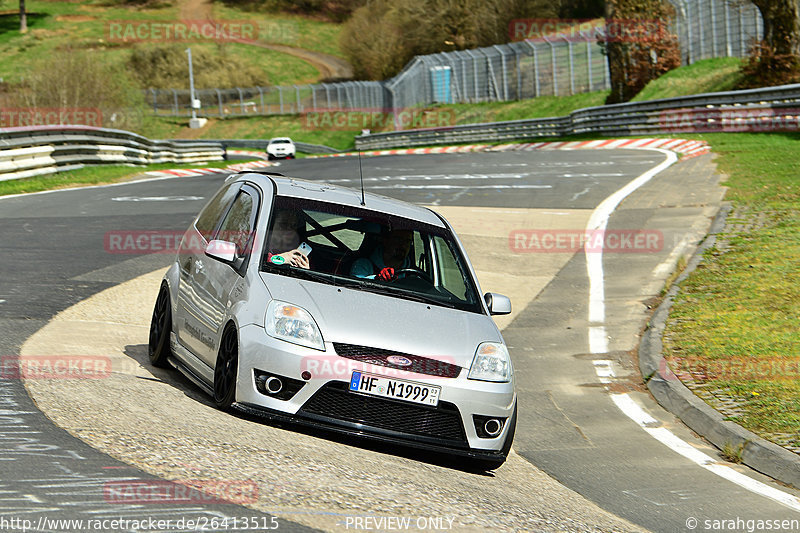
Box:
<box><xmin>265</xmin><ymin>300</ymin><xmax>324</xmax><ymax>351</ymax></box>
<box><xmin>468</xmin><ymin>342</ymin><xmax>512</xmax><ymax>382</ymax></box>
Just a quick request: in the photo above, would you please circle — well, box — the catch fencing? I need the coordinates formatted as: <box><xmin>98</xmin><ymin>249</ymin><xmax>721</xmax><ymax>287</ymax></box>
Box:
<box><xmin>354</xmin><ymin>83</ymin><xmax>800</xmax><ymax>149</ymax></box>
<box><xmin>147</xmin><ymin>0</ymin><xmax>763</xmax><ymax>118</ymax></box>
<box><xmin>668</xmin><ymin>0</ymin><xmax>762</xmax><ymax>64</ymax></box>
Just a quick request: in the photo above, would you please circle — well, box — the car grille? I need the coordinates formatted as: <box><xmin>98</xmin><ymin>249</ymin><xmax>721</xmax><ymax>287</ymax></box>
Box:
<box><xmin>298</xmin><ymin>382</ymin><xmax>467</xmax><ymax>446</ymax></box>
<box><xmin>332</xmin><ymin>343</ymin><xmax>462</xmax><ymax>378</ymax></box>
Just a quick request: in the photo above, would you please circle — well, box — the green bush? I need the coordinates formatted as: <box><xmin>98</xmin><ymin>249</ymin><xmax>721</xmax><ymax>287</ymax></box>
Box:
<box><xmin>11</xmin><ymin>48</ymin><xmax>147</xmax><ymax>131</ymax></box>
<box><xmin>127</xmin><ymin>44</ymin><xmax>269</xmax><ymax>89</ymax></box>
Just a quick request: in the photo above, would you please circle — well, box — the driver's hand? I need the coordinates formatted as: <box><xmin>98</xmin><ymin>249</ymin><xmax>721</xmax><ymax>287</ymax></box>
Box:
<box><xmin>377</xmin><ymin>267</ymin><xmax>395</xmax><ymax>281</ymax></box>
<box><xmin>275</xmin><ymin>250</ymin><xmax>309</xmax><ymax>269</ymax></box>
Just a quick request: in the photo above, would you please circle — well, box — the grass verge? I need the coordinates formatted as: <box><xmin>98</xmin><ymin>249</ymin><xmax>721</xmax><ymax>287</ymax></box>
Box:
<box><xmin>0</xmin><ymin>159</ymin><xmax>242</xmax><ymax>197</ymax></box>
<box><xmin>633</xmin><ymin>58</ymin><xmax>745</xmax><ymax>101</ymax></box>
<box><xmin>663</xmin><ymin>132</ymin><xmax>800</xmax><ymax>449</ymax></box>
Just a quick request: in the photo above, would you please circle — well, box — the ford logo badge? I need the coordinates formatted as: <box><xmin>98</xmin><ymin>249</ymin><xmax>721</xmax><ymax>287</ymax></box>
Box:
<box><xmin>387</xmin><ymin>355</ymin><xmax>413</xmax><ymax>367</ymax></box>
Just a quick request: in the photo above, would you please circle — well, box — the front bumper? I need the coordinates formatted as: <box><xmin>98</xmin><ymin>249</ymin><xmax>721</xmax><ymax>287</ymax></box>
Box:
<box><xmin>236</xmin><ymin>324</ymin><xmax>516</xmax><ymax>456</ymax></box>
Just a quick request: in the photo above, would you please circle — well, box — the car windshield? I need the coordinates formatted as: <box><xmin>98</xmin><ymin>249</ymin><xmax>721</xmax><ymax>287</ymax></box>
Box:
<box><xmin>261</xmin><ymin>195</ymin><xmax>482</xmax><ymax>313</ymax></box>
<box><xmin>270</xmin><ymin>139</ymin><xmax>291</xmax><ymax>144</ymax></box>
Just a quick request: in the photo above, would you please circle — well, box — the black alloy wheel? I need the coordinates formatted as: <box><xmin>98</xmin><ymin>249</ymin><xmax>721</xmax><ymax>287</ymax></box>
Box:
<box><xmin>214</xmin><ymin>326</ymin><xmax>239</xmax><ymax>410</ymax></box>
<box><xmin>148</xmin><ymin>284</ymin><xmax>173</xmax><ymax>368</ymax></box>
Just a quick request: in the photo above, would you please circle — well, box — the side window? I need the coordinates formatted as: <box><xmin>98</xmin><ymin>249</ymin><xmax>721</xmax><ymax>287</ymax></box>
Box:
<box><xmin>413</xmin><ymin>232</ymin><xmax>429</xmax><ymax>273</ymax></box>
<box><xmin>433</xmin><ymin>236</ymin><xmax>468</xmax><ymax>300</ymax></box>
<box><xmin>195</xmin><ymin>184</ymin><xmax>239</xmax><ymax>240</ymax></box>
<box><xmin>217</xmin><ymin>190</ymin><xmax>255</xmax><ymax>258</ymax></box>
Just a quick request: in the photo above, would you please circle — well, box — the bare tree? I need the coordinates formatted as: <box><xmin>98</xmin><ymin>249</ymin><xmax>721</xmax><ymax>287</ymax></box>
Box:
<box><xmin>741</xmin><ymin>0</ymin><xmax>800</xmax><ymax>86</ymax></box>
<box><xmin>752</xmin><ymin>0</ymin><xmax>800</xmax><ymax>57</ymax></box>
<box><xmin>20</xmin><ymin>0</ymin><xmax>27</xmax><ymax>33</ymax></box>
<box><xmin>603</xmin><ymin>0</ymin><xmax>681</xmax><ymax>104</ymax></box>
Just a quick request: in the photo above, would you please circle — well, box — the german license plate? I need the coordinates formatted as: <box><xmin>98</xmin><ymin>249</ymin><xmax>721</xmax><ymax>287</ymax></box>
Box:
<box><xmin>349</xmin><ymin>371</ymin><xmax>440</xmax><ymax>407</ymax></box>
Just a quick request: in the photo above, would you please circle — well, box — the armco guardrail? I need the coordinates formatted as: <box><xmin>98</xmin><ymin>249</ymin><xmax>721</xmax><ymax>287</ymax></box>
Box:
<box><xmin>0</xmin><ymin>125</ymin><xmax>224</xmax><ymax>182</ymax></box>
<box><xmin>168</xmin><ymin>138</ymin><xmax>340</xmax><ymax>154</ymax></box>
<box><xmin>354</xmin><ymin>83</ymin><xmax>800</xmax><ymax>150</ymax></box>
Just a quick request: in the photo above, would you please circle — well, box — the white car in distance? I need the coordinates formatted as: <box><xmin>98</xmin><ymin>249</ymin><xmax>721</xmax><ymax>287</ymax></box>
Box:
<box><xmin>266</xmin><ymin>137</ymin><xmax>296</xmax><ymax>160</ymax></box>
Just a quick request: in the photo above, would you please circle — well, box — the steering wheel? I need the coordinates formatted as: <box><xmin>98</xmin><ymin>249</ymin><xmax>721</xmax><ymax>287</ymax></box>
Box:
<box><xmin>394</xmin><ymin>268</ymin><xmax>433</xmax><ymax>283</ymax></box>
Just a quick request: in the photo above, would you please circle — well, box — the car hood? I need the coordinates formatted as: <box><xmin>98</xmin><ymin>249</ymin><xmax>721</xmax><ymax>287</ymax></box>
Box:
<box><xmin>259</xmin><ymin>272</ymin><xmax>501</xmax><ymax>369</ymax></box>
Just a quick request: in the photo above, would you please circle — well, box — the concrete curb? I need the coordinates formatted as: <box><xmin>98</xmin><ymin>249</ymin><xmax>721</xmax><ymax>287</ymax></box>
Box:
<box><xmin>639</xmin><ymin>203</ymin><xmax>800</xmax><ymax>490</ymax></box>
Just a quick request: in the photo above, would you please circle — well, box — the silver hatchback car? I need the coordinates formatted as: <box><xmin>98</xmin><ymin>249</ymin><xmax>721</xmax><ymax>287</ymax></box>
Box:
<box><xmin>149</xmin><ymin>171</ymin><xmax>517</xmax><ymax>469</ymax></box>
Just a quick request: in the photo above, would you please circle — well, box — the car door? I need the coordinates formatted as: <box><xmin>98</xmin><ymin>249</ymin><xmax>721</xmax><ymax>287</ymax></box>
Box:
<box><xmin>191</xmin><ymin>184</ymin><xmax>260</xmax><ymax>367</ymax></box>
<box><xmin>175</xmin><ymin>182</ymin><xmax>240</xmax><ymax>360</ymax></box>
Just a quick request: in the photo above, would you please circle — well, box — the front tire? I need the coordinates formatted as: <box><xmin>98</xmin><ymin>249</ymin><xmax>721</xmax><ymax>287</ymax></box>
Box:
<box><xmin>148</xmin><ymin>284</ymin><xmax>173</xmax><ymax>368</ymax></box>
<box><xmin>214</xmin><ymin>325</ymin><xmax>239</xmax><ymax>410</ymax></box>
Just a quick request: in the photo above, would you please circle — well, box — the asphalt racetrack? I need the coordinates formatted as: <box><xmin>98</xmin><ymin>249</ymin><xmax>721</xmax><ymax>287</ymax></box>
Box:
<box><xmin>2</xmin><ymin>150</ymin><xmax>799</xmax><ymax>532</ymax></box>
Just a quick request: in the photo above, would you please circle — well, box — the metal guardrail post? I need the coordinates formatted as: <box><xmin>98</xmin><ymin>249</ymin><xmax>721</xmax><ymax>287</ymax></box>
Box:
<box><xmin>544</xmin><ymin>37</ymin><xmax>557</xmax><ymax>96</ymax></box>
<box><xmin>710</xmin><ymin>0</ymin><xmax>718</xmax><ymax>58</ymax></box>
<box><xmin>237</xmin><ymin>87</ymin><xmax>244</xmax><ymax>116</ymax></box>
<box><xmin>465</xmin><ymin>50</ymin><xmax>479</xmax><ymax>102</ymax></box>
<box><xmin>698</xmin><ymin>2</ymin><xmax>706</xmax><ymax>60</ymax></box>
<box><xmin>738</xmin><ymin>4</ymin><xmax>745</xmax><ymax>57</ymax></box>
<box><xmin>755</xmin><ymin>3</ymin><xmax>762</xmax><ymax>41</ymax></box>
<box><xmin>216</xmin><ymin>89</ymin><xmax>223</xmax><ymax>117</ymax></box>
<box><xmin>523</xmin><ymin>40</ymin><xmax>540</xmax><ymax>98</ymax></box>
<box><xmin>724</xmin><ymin>1</ymin><xmax>732</xmax><ymax>57</ymax></box>
<box><xmin>172</xmin><ymin>90</ymin><xmax>178</xmax><ymax>116</ymax></box>
<box><xmin>258</xmin><ymin>87</ymin><xmax>265</xmax><ymax>114</ymax></box>
<box><xmin>494</xmin><ymin>45</ymin><xmax>509</xmax><ymax>101</ymax></box>
<box><xmin>566</xmin><ymin>37</ymin><xmax>575</xmax><ymax>96</ymax></box>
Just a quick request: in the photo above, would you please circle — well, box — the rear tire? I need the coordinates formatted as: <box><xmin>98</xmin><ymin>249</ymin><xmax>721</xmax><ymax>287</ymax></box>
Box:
<box><xmin>148</xmin><ymin>284</ymin><xmax>173</xmax><ymax>368</ymax></box>
<box><xmin>213</xmin><ymin>326</ymin><xmax>239</xmax><ymax>410</ymax></box>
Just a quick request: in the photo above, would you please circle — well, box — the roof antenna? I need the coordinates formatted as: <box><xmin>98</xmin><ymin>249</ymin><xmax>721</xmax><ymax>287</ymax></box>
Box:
<box><xmin>358</xmin><ymin>150</ymin><xmax>366</xmax><ymax>206</ymax></box>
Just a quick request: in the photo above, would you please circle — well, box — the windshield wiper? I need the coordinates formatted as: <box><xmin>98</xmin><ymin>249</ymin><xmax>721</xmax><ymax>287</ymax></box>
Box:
<box><xmin>265</xmin><ymin>265</ymin><xmax>337</xmax><ymax>285</ymax></box>
<box><xmin>353</xmin><ymin>279</ymin><xmax>457</xmax><ymax>308</ymax></box>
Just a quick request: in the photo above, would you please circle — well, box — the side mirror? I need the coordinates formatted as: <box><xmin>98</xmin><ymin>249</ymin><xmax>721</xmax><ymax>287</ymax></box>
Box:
<box><xmin>205</xmin><ymin>239</ymin><xmax>237</xmax><ymax>263</ymax></box>
<box><xmin>484</xmin><ymin>292</ymin><xmax>511</xmax><ymax>316</ymax></box>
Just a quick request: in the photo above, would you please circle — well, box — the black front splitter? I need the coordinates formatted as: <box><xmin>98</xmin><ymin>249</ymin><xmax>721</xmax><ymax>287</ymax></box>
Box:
<box><xmin>234</xmin><ymin>402</ymin><xmax>510</xmax><ymax>469</ymax></box>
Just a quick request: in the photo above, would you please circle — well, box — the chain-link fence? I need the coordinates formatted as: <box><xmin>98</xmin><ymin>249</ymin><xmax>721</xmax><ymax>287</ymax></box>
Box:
<box><xmin>669</xmin><ymin>0</ymin><xmax>762</xmax><ymax>64</ymax></box>
<box><xmin>147</xmin><ymin>0</ymin><xmax>762</xmax><ymax>119</ymax></box>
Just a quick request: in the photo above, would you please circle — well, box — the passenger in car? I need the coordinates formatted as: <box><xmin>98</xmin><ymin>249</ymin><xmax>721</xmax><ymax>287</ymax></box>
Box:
<box><xmin>350</xmin><ymin>229</ymin><xmax>413</xmax><ymax>280</ymax></box>
<box><xmin>267</xmin><ymin>209</ymin><xmax>310</xmax><ymax>269</ymax></box>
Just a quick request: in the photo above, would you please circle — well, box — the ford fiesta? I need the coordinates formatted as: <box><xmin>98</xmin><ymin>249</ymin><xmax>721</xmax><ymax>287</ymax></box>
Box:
<box><xmin>148</xmin><ymin>171</ymin><xmax>516</xmax><ymax>469</ymax></box>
